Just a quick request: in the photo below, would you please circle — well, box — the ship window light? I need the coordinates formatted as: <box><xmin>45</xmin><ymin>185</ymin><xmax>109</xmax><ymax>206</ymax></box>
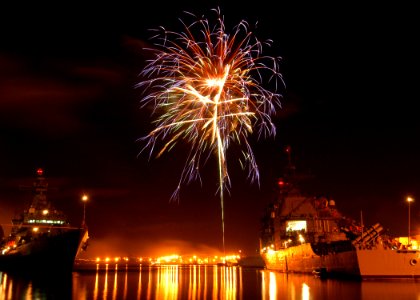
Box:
<box><xmin>298</xmin><ymin>234</ymin><xmax>305</xmax><ymax>243</ymax></box>
<box><xmin>286</xmin><ymin>220</ymin><xmax>307</xmax><ymax>232</ymax></box>
<box><xmin>28</xmin><ymin>219</ymin><xmax>65</xmax><ymax>225</ymax></box>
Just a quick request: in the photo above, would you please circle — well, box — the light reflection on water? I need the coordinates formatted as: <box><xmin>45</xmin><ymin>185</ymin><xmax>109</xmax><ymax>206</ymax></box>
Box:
<box><xmin>1</xmin><ymin>266</ymin><xmax>420</xmax><ymax>299</ymax></box>
<box><xmin>78</xmin><ymin>265</ymin><xmax>243</xmax><ymax>300</ymax></box>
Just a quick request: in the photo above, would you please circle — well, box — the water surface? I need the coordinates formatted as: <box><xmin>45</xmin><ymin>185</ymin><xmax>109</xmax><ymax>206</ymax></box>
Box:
<box><xmin>1</xmin><ymin>265</ymin><xmax>420</xmax><ymax>299</ymax></box>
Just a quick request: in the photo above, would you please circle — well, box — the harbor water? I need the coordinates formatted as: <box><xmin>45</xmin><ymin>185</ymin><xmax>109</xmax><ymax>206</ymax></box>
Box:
<box><xmin>1</xmin><ymin>265</ymin><xmax>420</xmax><ymax>299</ymax></box>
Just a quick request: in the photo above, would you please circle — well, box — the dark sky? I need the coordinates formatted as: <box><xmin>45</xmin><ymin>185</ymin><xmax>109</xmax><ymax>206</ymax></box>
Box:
<box><xmin>0</xmin><ymin>2</ymin><xmax>419</xmax><ymax>258</ymax></box>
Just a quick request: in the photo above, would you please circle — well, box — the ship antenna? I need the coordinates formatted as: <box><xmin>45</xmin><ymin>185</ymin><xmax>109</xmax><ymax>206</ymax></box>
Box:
<box><xmin>284</xmin><ymin>145</ymin><xmax>296</xmax><ymax>177</ymax></box>
<box><xmin>360</xmin><ymin>210</ymin><xmax>364</xmax><ymax>236</ymax></box>
<box><xmin>285</xmin><ymin>145</ymin><xmax>292</xmax><ymax>166</ymax></box>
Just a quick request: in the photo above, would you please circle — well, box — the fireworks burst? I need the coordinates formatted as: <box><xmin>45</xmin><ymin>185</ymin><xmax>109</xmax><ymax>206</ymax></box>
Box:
<box><xmin>137</xmin><ymin>8</ymin><xmax>284</xmax><ymax>252</ymax></box>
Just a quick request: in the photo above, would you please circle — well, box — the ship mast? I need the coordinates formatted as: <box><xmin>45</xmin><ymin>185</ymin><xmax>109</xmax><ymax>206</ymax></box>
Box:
<box><xmin>31</xmin><ymin>168</ymin><xmax>49</xmax><ymax>210</ymax></box>
<box><xmin>279</xmin><ymin>145</ymin><xmax>298</xmax><ymax>194</ymax></box>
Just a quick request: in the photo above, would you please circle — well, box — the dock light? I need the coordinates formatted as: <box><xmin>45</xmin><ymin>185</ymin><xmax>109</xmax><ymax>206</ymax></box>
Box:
<box><xmin>407</xmin><ymin>196</ymin><xmax>414</xmax><ymax>248</ymax></box>
<box><xmin>81</xmin><ymin>194</ymin><xmax>89</xmax><ymax>227</ymax></box>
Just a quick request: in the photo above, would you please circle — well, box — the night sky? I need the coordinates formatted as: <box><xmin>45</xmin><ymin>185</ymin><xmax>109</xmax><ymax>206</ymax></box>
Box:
<box><xmin>0</xmin><ymin>2</ymin><xmax>418</xmax><ymax>258</ymax></box>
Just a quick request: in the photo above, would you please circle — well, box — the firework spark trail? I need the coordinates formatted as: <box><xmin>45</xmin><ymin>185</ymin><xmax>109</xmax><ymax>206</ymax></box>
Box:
<box><xmin>137</xmin><ymin>8</ymin><xmax>284</xmax><ymax>254</ymax></box>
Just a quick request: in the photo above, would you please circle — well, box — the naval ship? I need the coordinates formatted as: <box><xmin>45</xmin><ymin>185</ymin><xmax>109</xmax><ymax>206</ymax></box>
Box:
<box><xmin>260</xmin><ymin>147</ymin><xmax>420</xmax><ymax>278</ymax></box>
<box><xmin>0</xmin><ymin>168</ymin><xmax>89</xmax><ymax>273</ymax></box>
